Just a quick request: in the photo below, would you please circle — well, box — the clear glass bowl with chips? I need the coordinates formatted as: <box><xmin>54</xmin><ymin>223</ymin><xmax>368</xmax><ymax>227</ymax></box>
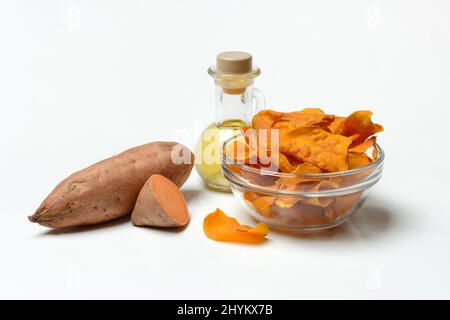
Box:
<box><xmin>221</xmin><ymin>135</ymin><xmax>384</xmax><ymax>231</ymax></box>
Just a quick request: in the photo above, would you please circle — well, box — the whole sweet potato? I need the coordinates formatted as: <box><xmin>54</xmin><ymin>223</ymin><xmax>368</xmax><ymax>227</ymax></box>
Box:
<box><xmin>29</xmin><ymin>142</ymin><xmax>193</xmax><ymax>228</ymax></box>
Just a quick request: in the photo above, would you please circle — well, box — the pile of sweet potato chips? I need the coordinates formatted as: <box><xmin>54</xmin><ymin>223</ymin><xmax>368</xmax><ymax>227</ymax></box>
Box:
<box><xmin>224</xmin><ymin>108</ymin><xmax>383</xmax><ymax>227</ymax></box>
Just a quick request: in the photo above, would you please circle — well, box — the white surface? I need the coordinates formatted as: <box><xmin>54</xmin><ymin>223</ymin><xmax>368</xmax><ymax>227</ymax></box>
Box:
<box><xmin>1</xmin><ymin>0</ymin><xmax>450</xmax><ymax>299</ymax></box>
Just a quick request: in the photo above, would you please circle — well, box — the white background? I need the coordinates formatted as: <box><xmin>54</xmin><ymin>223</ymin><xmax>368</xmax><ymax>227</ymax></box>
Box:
<box><xmin>1</xmin><ymin>0</ymin><xmax>449</xmax><ymax>299</ymax></box>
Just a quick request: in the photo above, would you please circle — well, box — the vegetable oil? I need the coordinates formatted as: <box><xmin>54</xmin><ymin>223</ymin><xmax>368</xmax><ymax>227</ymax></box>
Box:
<box><xmin>195</xmin><ymin>119</ymin><xmax>248</xmax><ymax>191</ymax></box>
<box><xmin>195</xmin><ymin>52</ymin><xmax>265</xmax><ymax>192</ymax></box>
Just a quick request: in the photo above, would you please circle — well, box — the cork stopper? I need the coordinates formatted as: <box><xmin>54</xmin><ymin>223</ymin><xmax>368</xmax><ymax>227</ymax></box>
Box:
<box><xmin>210</xmin><ymin>51</ymin><xmax>260</xmax><ymax>94</ymax></box>
<box><xmin>216</xmin><ymin>51</ymin><xmax>252</xmax><ymax>75</ymax></box>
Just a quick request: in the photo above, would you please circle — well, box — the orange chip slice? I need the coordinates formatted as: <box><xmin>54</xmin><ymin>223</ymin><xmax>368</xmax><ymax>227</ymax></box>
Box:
<box><xmin>243</xmin><ymin>190</ymin><xmax>262</xmax><ymax>202</ymax></box>
<box><xmin>271</xmin><ymin>202</ymin><xmax>328</xmax><ymax>225</ymax></box>
<box><xmin>280</xmin><ymin>127</ymin><xmax>352</xmax><ymax>172</ymax></box>
<box><xmin>275</xmin><ymin>180</ymin><xmax>338</xmax><ymax>208</ymax></box>
<box><xmin>274</xmin><ymin>195</ymin><xmax>298</xmax><ymax>209</ymax></box>
<box><xmin>347</xmin><ymin>152</ymin><xmax>372</xmax><ymax>169</ymax></box>
<box><xmin>349</xmin><ymin>136</ymin><xmax>376</xmax><ymax>153</ymax></box>
<box><xmin>252</xmin><ymin>109</ymin><xmax>285</xmax><ymax>130</ymax></box>
<box><xmin>272</xmin><ymin>119</ymin><xmax>297</xmax><ymax>137</ymax></box>
<box><xmin>333</xmin><ymin>192</ymin><xmax>362</xmax><ymax>217</ymax></box>
<box><xmin>241</xmin><ymin>126</ymin><xmax>280</xmax><ymax>166</ymax></box>
<box><xmin>342</xmin><ymin>111</ymin><xmax>384</xmax><ymax>144</ymax></box>
<box><xmin>224</xmin><ymin>140</ymin><xmax>257</xmax><ymax>163</ymax></box>
<box><xmin>300</xmin><ymin>180</ymin><xmax>339</xmax><ymax>207</ymax></box>
<box><xmin>274</xmin><ymin>153</ymin><xmax>298</xmax><ymax>173</ymax></box>
<box><xmin>372</xmin><ymin>144</ymin><xmax>379</xmax><ymax>161</ymax></box>
<box><xmin>252</xmin><ymin>196</ymin><xmax>276</xmax><ymax>216</ymax></box>
<box><xmin>203</xmin><ymin>208</ymin><xmax>269</xmax><ymax>244</ymax></box>
<box><xmin>291</xmin><ymin>162</ymin><xmax>323</xmax><ymax>174</ymax></box>
<box><xmin>275</xmin><ymin>163</ymin><xmax>323</xmax><ymax>191</ymax></box>
<box><xmin>273</xmin><ymin>108</ymin><xmax>334</xmax><ymax>137</ymax></box>
<box><xmin>327</xmin><ymin>116</ymin><xmax>346</xmax><ymax>134</ymax></box>
<box><xmin>280</xmin><ymin>108</ymin><xmax>326</xmax><ymax>127</ymax></box>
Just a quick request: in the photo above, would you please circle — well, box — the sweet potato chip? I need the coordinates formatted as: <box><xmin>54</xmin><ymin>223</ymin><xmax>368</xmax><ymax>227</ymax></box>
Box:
<box><xmin>273</xmin><ymin>196</ymin><xmax>298</xmax><ymax>209</ymax></box>
<box><xmin>372</xmin><ymin>144</ymin><xmax>379</xmax><ymax>161</ymax></box>
<box><xmin>280</xmin><ymin>108</ymin><xmax>326</xmax><ymax>126</ymax></box>
<box><xmin>272</xmin><ymin>119</ymin><xmax>297</xmax><ymax>137</ymax></box>
<box><xmin>324</xmin><ymin>207</ymin><xmax>336</xmax><ymax>223</ymax></box>
<box><xmin>291</xmin><ymin>162</ymin><xmax>322</xmax><ymax>174</ymax></box>
<box><xmin>252</xmin><ymin>109</ymin><xmax>285</xmax><ymax>130</ymax></box>
<box><xmin>327</xmin><ymin>116</ymin><xmax>345</xmax><ymax>134</ymax></box>
<box><xmin>243</xmin><ymin>190</ymin><xmax>262</xmax><ymax>203</ymax></box>
<box><xmin>275</xmin><ymin>180</ymin><xmax>338</xmax><ymax>209</ymax></box>
<box><xmin>252</xmin><ymin>196</ymin><xmax>276</xmax><ymax>217</ymax></box>
<box><xmin>229</xmin><ymin>164</ymin><xmax>243</xmax><ymax>175</ymax></box>
<box><xmin>333</xmin><ymin>192</ymin><xmax>363</xmax><ymax>217</ymax></box>
<box><xmin>347</xmin><ymin>152</ymin><xmax>372</xmax><ymax>169</ymax></box>
<box><xmin>276</xmin><ymin>162</ymin><xmax>322</xmax><ymax>188</ymax></box>
<box><xmin>241</xmin><ymin>126</ymin><xmax>257</xmax><ymax>144</ymax></box>
<box><xmin>203</xmin><ymin>208</ymin><xmax>269</xmax><ymax>243</ymax></box>
<box><xmin>241</xmin><ymin>126</ymin><xmax>280</xmax><ymax>167</ymax></box>
<box><xmin>349</xmin><ymin>136</ymin><xmax>376</xmax><ymax>153</ymax></box>
<box><xmin>280</xmin><ymin>127</ymin><xmax>352</xmax><ymax>172</ymax></box>
<box><xmin>224</xmin><ymin>140</ymin><xmax>257</xmax><ymax>163</ymax></box>
<box><xmin>342</xmin><ymin>111</ymin><xmax>384</xmax><ymax>144</ymax></box>
<box><xmin>243</xmin><ymin>170</ymin><xmax>279</xmax><ymax>186</ymax></box>
<box><xmin>272</xmin><ymin>108</ymin><xmax>334</xmax><ymax>137</ymax></box>
<box><xmin>272</xmin><ymin>202</ymin><xmax>328</xmax><ymax>225</ymax></box>
<box><xmin>275</xmin><ymin>163</ymin><xmax>322</xmax><ymax>191</ymax></box>
<box><xmin>275</xmin><ymin>153</ymin><xmax>298</xmax><ymax>172</ymax></box>
<box><xmin>300</xmin><ymin>180</ymin><xmax>339</xmax><ymax>207</ymax></box>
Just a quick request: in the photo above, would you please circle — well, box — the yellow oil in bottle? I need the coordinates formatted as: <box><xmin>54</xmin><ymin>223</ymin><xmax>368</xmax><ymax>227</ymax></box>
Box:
<box><xmin>196</xmin><ymin>51</ymin><xmax>264</xmax><ymax>191</ymax></box>
<box><xmin>195</xmin><ymin>119</ymin><xmax>248</xmax><ymax>192</ymax></box>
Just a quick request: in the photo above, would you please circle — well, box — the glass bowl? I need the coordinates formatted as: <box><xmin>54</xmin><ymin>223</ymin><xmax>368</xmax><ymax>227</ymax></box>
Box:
<box><xmin>221</xmin><ymin>136</ymin><xmax>384</xmax><ymax>231</ymax></box>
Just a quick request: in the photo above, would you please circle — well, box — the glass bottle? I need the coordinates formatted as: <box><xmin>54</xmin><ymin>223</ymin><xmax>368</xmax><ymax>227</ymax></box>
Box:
<box><xmin>195</xmin><ymin>51</ymin><xmax>265</xmax><ymax>192</ymax></box>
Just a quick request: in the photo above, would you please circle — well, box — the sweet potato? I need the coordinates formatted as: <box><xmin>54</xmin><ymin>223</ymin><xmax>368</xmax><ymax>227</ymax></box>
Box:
<box><xmin>131</xmin><ymin>174</ymin><xmax>189</xmax><ymax>228</ymax></box>
<box><xmin>28</xmin><ymin>142</ymin><xmax>193</xmax><ymax>228</ymax></box>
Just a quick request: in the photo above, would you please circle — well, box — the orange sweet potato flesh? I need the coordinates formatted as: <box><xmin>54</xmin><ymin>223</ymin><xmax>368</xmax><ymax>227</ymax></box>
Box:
<box><xmin>203</xmin><ymin>208</ymin><xmax>269</xmax><ymax>243</ymax></box>
<box><xmin>132</xmin><ymin>174</ymin><xmax>189</xmax><ymax>227</ymax></box>
<box><xmin>29</xmin><ymin>142</ymin><xmax>194</xmax><ymax>228</ymax></box>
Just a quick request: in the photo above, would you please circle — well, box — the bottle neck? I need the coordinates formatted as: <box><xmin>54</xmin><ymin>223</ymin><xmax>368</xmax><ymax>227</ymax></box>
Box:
<box><xmin>214</xmin><ymin>84</ymin><xmax>254</xmax><ymax>126</ymax></box>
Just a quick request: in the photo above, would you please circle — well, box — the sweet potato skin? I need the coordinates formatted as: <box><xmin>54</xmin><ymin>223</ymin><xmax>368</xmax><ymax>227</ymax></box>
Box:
<box><xmin>29</xmin><ymin>142</ymin><xmax>193</xmax><ymax>228</ymax></box>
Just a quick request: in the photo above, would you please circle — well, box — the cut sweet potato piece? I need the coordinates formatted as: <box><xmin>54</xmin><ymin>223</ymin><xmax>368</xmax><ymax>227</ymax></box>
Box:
<box><xmin>131</xmin><ymin>174</ymin><xmax>189</xmax><ymax>228</ymax></box>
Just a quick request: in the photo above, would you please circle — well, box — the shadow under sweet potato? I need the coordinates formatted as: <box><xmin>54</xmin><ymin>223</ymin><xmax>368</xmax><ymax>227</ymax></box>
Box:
<box><xmin>35</xmin><ymin>187</ymin><xmax>203</xmax><ymax>236</ymax></box>
<box><xmin>132</xmin><ymin>222</ymin><xmax>189</xmax><ymax>233</ymax></box>
<box><xmin>37</xmin><ymin>214</ymin><xmax>131</xmax><ymax>236</ymax></box>
<box><xmin>37</xmin><ymin>214</ymin><xmax>190</xmax><ymax>236</ymax></box>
